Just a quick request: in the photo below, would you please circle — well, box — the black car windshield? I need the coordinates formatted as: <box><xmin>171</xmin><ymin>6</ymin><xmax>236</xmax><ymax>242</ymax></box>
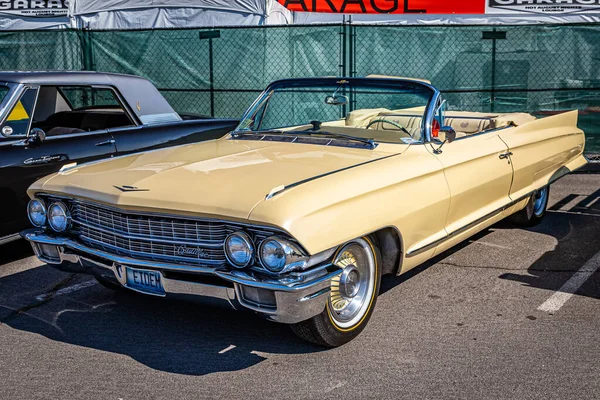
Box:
<box><xmin>0</xmin><ymin>86</ymin><xmax>8</xmax><ymax>104</ymax></box>
<box><xmin>237</xmin><ymin>79</ymin><xmax>435</xmax><ymax>143</ymax></box>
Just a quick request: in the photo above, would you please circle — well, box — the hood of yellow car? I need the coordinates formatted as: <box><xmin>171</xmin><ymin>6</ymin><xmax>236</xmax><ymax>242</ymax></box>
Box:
<box><xmin>32</xmin><ymin>137</ymin><xmax>403</xmax><ymax>221</ymax></box>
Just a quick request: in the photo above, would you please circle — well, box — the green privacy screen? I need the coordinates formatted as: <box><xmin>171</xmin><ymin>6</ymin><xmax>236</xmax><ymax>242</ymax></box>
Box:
<box><xmin>0</xmin><ymin>24</ymin><xmax>598</xmax><ymax>153</ymax></box>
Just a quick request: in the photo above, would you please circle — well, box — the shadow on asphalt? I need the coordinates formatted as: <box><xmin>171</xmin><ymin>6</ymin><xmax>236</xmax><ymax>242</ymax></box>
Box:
<box><xmin>379</xmin><ymin>229</ymin><xmax>494</xmax><ymax>296</ymax></box>
<box><xmin>380</xmin><ymin>188</ymin><xmax>600</xmax><ymax>301</ymax></box>
<box><xmin>498</xmin><ymin>188</ymin><xmax>600</xmax><ymax>299</ymax></box>
<box><xmin>0</xmin><ymin>265</ymin><xmax>324</xmax><ymax>376</ymax></box>
<box><xmin>1</xmin><ymin>187</ymin><xmax>598</xmax><ymax>375</ymax></box>
<box><xmin>0</xmin><ymin>239</ymin><xmax>33</xmax><ymax>265</ymax></box>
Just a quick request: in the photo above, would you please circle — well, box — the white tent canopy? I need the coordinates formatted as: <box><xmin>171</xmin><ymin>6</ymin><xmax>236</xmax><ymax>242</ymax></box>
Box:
<box><xmin>0</xmin><ymin>0</ymin><xmax>292</xmax><ymax>30</ymax></box>
<box><xmin>0</xmin><ymin>0</ymin><xmax>598</xmax><ymax>29</ymax></box>
<box><xmin>293</xmin><ymin>11</ymin><xmax>600</xmax><ymax>25</ymax></box>
<box><xmin>70</xmin><ymin>0</ymin><xmax>292</xmax><ymax>29</ymax></box>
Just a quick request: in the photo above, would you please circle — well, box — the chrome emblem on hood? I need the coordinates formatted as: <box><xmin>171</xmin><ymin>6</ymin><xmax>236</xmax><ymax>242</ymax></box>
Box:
<box><xmin>114</xmin><ymin>185</ymin><xmax>149</xmax><ymax>192</ymax></box>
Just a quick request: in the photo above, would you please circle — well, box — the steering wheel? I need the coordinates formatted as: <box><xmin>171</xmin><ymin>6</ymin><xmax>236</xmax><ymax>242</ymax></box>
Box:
<box><xmin>366</xmin><ymin>118</ymin><xmax>411</xmax><ymax>136</ymax></box>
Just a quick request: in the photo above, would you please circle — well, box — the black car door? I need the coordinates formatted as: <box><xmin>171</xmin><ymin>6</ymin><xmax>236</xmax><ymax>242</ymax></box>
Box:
<box><xmin>0</xmin><ymin>86</ymin><xmax>117</xmax><ymax>239</ymax></box>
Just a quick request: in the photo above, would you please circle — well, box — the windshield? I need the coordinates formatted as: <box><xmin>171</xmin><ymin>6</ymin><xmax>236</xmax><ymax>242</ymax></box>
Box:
<box><xmin>237</xmin><ymin>79</ymin><xmax>435</xmax><ymax>143</ymax></box>
<box><xmin>0</xmin><ymin>86</ymin><xmax>8</xmax><ymax>104</ymax></box>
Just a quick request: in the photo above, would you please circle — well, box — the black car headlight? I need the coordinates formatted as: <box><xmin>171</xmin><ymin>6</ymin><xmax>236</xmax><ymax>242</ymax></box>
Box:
<box><xmin>27</xmin><ymin>198</ymin><xmax>47</xmax><ymax>228</ymax></box>
<box><xmin>47</xmin><ymin>202</ymin><xmax>71</xmax><ymax>232</ymax></box>
<box><xmin>224</xmin><ymin>232</ymin><xmax>254</xmax><ymax>268</ymax></box>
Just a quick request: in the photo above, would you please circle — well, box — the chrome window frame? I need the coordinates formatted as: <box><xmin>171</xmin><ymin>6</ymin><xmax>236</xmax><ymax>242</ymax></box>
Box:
<box><xmin>0</xmin><ymin>83</ymin><xmax>40</xmax><ymax>140</ymax></box>
<box><xmin>234</xmin><ymin>77</ymin><xmax>441</xmax><ymax>144</ymax></box>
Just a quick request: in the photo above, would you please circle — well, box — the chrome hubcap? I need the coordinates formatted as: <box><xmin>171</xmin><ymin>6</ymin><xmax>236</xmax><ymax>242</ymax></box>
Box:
<box><xmin>533</xmin><ymin>187</ymin><xmax>548</xmax><ymax>217</ymax></box>
<box><xmin>339</xmin><ymin>266</ymin><xmax>361</xmax><ymax>299</ymax></box>
<box><xmin>329</xmin><ymin>239</ymin><xmax>375</xmax><ymax>329</ymax></box>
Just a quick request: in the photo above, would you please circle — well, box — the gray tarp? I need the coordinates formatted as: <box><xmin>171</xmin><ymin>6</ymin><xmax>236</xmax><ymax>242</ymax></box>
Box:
<box><xmin>0</xmin><ymin>0</ymin><xmax>292</xmax><ymax>30</ymax></box>
<box><xmin>70</xmin><ymin>0</ymin><xmax>292</xmax><ymax>28</ymax></box>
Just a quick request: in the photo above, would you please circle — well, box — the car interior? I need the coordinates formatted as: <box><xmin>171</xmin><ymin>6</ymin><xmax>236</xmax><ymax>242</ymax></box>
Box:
<box><xmin>280</xmin><ymin>107</ymin><xmax>537</xmax><ymax>144</ymax></box>
<box><xmin>343</xmin><ymin>108</ymin><xmax>537</xmax><ymax>141</ymax></box>
<box><xmin>31</xmin><ymin>86</ymin><xmax>135</xmax><ymax>136</ymax></box>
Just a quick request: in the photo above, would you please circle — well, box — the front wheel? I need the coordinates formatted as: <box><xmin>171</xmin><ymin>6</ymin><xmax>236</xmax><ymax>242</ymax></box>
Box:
<box><xmin>291</xmin><ymin>236</ymin><xmax>382</xmax><ymax>347</ymax></box>
<box><xmin>509</xmin><ymin>186</ymin><xmax>550</xmax><ymax>227</ymax></box>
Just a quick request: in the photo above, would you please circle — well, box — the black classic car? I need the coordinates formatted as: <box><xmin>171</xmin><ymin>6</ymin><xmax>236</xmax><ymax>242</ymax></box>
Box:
<box><xmin>0</xmin><ymin>71</ymin><xmax>238</xmax><ymax>246</ymax></box>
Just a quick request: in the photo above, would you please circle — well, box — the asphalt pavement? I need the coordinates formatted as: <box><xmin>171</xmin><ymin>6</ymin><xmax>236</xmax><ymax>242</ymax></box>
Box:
<box><xmin>0</xmin><ymin>173</ymin><xmax>598</xmax><ymax>400</ymax></box>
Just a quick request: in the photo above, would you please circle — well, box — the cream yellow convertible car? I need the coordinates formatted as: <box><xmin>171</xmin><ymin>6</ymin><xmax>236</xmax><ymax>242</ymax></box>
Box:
<box><xmin>22</xmin><ymin>77</ymin><xmax>587</xmax><ymax>347</ymax></box>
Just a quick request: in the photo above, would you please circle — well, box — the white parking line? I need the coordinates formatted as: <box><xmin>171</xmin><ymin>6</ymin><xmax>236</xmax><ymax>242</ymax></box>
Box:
<box><xmin>35</xmin><ymin>280</ymin><xmax>97</xmax><ymax>302</ymax></box>
<box><xmin>537</xmin><ymin>250</ymin><xmax>600</xmax><ymax>313</ymax></box>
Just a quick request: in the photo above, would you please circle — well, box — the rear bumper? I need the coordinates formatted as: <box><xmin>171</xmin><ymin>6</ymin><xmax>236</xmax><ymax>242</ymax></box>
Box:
<box><xmin>22</xmin><ymin>230</ymin><xmax>340</xmax><ymax>324</ymax></box>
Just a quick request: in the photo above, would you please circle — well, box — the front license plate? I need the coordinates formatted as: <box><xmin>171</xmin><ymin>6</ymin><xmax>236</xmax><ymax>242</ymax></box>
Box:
<box><xmin>125</xmin><ymin>267</ymin><xmax>165</xmax><ymax>296</ymax></box>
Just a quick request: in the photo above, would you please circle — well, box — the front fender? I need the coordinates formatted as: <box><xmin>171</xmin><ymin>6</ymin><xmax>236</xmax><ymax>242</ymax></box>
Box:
<box><xmin>248</xmin><ymin>145</ymin><xmax>450</xmax><ymax>272</ymax></box>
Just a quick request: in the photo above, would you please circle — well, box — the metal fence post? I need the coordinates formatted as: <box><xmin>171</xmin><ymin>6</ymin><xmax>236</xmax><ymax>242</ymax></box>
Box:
<box><xmin>80</xmin><ymin>28</ymin><xmax>94</xmax><ymax>71</ymax></box>
<box><xmin>199</xmin><ymin>30</ymin><xmax>221</xmax><ymax>117</ymax></box>
<box><xmin>482</xmin><ymin>28</ymin><xmax>507</xmax><ymax>113</ymax></box>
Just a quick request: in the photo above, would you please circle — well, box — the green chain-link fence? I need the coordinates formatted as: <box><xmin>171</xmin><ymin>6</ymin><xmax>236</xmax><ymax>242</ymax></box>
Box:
<box><xmin>0</xmin><ymin>24</ymin><xmax>599</xmax><ymax>156</ymax></box>
<box><xmin>352</xmin><ymin>24</ymin><xmax>600</xmax><ymax>156</ymax></box>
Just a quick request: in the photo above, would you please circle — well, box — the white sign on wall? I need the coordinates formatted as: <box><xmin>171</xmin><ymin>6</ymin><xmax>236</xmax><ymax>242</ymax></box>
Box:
<box><xmin>0</xmin><ymin>0</ymin><xmax>68</xmax><ymax>18</ymax></box>
<box><xmin>486</xmin><ymin>0</ymin><xmax>600</xmax><ymax>14</ymax></box>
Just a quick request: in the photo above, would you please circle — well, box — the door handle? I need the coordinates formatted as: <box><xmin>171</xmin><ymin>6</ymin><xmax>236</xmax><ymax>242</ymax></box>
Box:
<box><xmin>95</xmin><ymin>139</ymin><xmax>115</xmax><ymax>147</ymax></box>
<box><xmin>499</xmin><ymin>152</ymin><xmax>513</xmax><ymax>160</ymax></box>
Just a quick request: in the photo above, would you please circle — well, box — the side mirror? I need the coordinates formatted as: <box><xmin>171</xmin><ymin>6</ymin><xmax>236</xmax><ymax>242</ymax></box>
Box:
<box><xmin>1</xmin><ymin>125</ymin><xmax>14</xmax><ymax>138</ymax></box>
<box><xmin>29</xmin><ymin>128</ymin><xmax>46</xmax><ymax>145</ymax></box>
<box><xmin>440</xmin><ymin>126</ymin><xmax>456</xmax><ymax>143</ymax></box>
<box><xmin>432</xmin><ymin>126</ymin><xmax>457</xmax><ymax>155</ymax></box>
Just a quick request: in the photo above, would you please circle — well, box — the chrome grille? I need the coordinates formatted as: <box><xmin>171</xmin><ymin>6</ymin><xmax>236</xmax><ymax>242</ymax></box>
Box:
<box><xmin>64</xmin><ymin>200</ymin><xmax>277</xmax><ymax>266</ymax></box>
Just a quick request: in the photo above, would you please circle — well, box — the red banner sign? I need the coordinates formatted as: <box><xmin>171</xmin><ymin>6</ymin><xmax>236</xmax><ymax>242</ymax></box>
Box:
<box><xmin>276</xmin><ymin>0</ymin><xmax>485</xmax><ymax>14</ymax></box>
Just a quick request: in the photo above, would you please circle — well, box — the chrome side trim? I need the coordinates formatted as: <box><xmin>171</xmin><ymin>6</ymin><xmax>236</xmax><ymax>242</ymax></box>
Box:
<box><xmin>0</xmin><ymin>233</ymin><xmax>21</xmax><ymax>246</ymax></box>
<box><xmin>406</xmin><ymin>190</ymin><xmax>535</xmax><ymax>257</ymax></box>
<box><xmin>265</xmin><ymin>153</ymin><xmax>403</xmax><ymax>200</ymax></box>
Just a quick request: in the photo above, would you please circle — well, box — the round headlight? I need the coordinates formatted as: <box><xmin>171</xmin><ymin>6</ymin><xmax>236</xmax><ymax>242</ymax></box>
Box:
<box><xmin>27</xmin><ymin>198</ymin><xmax>47</xmax><ymax>227</ymax></box>
<box><xmin>48</xmin><ymin>202</ymin><xmax>71</xmax><ymax>232</ymax></box>
<box><xmin>224</xmin><ymin>232</ymin><xmax>254</xmax><ymax>268</ymax></box>
<box><xmin>259</xmin><ymin>239</ymin><xmax>287</xmax><ymax>273</ymax></box>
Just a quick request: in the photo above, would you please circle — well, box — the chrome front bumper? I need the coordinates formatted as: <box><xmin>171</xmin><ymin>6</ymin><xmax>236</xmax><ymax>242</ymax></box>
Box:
<box><xmin>22</xmin><ymin>230</ymin><xmax>341</xmax><ymax>324</ymax></box>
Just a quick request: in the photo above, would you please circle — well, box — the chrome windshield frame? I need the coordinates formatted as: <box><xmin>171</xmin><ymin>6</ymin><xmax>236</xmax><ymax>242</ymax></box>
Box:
<box><xmin>424</xmin><ymin>89</ymin><xmax>443</xmax><ymax>144</ymax></box>
<box><xmin>233</xmin><ymin>77</ymin><xmax>441</xmax><ymax>144</ymax></box>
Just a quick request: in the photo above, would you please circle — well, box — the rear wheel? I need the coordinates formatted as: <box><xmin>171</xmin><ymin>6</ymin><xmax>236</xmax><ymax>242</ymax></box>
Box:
<box><xmin>509</xmin><ymin>186</ymin><xmax>549</xmax><ymax>227</ymax></box>
<box><xmin>291</xmin><ymin>237</ymin><xmax>381</xmax><ymax>347</ymax></box>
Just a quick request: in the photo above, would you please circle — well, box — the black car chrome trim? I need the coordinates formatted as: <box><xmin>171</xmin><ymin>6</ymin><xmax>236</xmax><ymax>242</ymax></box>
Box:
<box><xmin>0</xmin><ymin>233</ymin><xmax>21</xmax><ymax>245</ymax></box>
<box><xmin>0</xmin><ymin>83</ymin><xmax>24</xmax><ymax>128</ymax></box>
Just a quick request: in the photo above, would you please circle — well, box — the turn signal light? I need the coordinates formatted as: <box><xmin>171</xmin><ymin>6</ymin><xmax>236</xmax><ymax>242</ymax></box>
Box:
<box><xmin>432</xmin><ymin>119</ymin><xmax>440</xmax><ymax>138</ymax></box>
